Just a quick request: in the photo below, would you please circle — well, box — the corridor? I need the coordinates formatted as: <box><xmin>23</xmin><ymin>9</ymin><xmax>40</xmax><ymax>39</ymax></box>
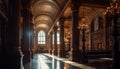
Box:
<box><xmin>24</xmin><ymin>54</ymin><xmax>112</xmax><ymax>69</ymax></box>
<box><xmin>0</xmin><ymin>0</ymin><xmax>120</xmax><ymax>69</ymax></box>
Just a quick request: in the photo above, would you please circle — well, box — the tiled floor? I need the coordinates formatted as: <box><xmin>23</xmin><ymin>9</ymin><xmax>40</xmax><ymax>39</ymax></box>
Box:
<box><xmin>23</xmin><ymin>53</ymin><xmax>112</xmax><ymax>69</ymax></box>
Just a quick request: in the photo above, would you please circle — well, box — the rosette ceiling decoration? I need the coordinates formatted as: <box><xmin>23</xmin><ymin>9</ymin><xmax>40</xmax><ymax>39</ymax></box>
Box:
<box><xmin>32</xmin><ymin>0</ymin><xmax>68</xmax><ymax>31</ymax></box>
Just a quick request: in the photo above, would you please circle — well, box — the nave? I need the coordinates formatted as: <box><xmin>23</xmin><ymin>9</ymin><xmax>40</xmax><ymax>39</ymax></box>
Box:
<box><xmin>0</xmin><ymin>0</ymin><xmax>120</xmax><ymax>69</ymax></box>
<box><xmin>24</xmin><ymin>53</ymin><xmax>112</xmax><ymax>69</ymax></box>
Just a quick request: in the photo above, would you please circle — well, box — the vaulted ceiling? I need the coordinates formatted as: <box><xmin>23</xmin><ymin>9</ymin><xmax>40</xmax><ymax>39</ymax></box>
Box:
<box><xmin>28</xmin><ymin>0</ymin><xmax>110</xmax><ymax>33</ymax></box>
<box><xmin>31</xmin><ymin>0</ymin><xmax>68</xmax><ymax>32</ymax></box>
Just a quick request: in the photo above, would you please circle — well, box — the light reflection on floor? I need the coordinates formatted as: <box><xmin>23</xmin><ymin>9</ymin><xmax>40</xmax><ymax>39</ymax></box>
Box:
<box><xmin>23</xmin><ymin>54</ymin><xmax>63</xmax><ymax>69</ymax></box>
<box><xmin>24</xmin><ymin>53</ymin><xmax>111</xmax><ymax>69</ymax></box>
<box><xmin>24</xmin><ymin>54</ymin><xmax>83</xmax><ymax>69</ymax></box>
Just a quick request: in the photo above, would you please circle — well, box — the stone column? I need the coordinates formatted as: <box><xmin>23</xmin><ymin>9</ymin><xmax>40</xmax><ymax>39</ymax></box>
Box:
<box><xmin>47</xmin><ymin>32</ymin><xmax>53</xmax><ymax>54</ymax></box>
<box><xmin>0</xmin><ymin>16</ymin><xmax>6</xmax><ymax>53</ymax></box>
<box><xmin>112</xmin><ymin>13</ymin><xmax>120</xmax><ymax>69</ymax></box>
<box><xmin>51</xmin><ymin>31</ymin><xmax>54</xmax><ymax>55</ymax></box>
<box><xmin>0</xmin><ymin>18</ymin><xmax>1</xmax><ymax>56</ymax></box>
<box><xmin>47</xmin><ymin>35</ymin><xmax>50</xmax><ymax>53</ymax></box>
<box><xmin>105</xmin><ymin>15</ymin><xmax>111</xmax><ymax>50</ymax></box>
<box><xmin>50</xmin><ymin>32</ymin><xmax>53</xmax><ymax>54</ymax></box>
<box><xmin>0</xmin><ymin>13</ymin><xmax>7</xmax><ymax>66</ymax></box>
<box><xmin>5</xmin><ymin>0</ymin><xmax>23</xmax><ymax>69</ymax></box>
<box><xmin>59</xmin><ymin>19</ymin><xmax>66</xmax><ymax>57</ymax></box>
<box><xmin>70</xmin><ymin>0</ymin><xmax>80</xmax><ymax>62</ymax></box>
<box><xmin>21</xmin><ymin>9</ymin><xmax>31</xmax><ymax>63</ymax></box>
<box><xmin>29</xmin><ymin>21</ymin><xmax>34</xmax><ymax>58</ymax></box>
<box><xmin>34</xmin><ymin>31</ymin><xmax>38</xmax><ymax>53</ymax></box>
<box><xmin>28</xmin><ymin>10</ymin><xmax>34</xmax><ymax>58</ymax></box>
<box><xmin>53</xmin><ymin>26</ymin><xmax>58</xmax><ymax>56</ymax></box>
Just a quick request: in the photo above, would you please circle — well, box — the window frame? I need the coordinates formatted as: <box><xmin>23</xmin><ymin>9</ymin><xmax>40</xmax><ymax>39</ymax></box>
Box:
<box><xmin>38</xmin><ymin>30</ymin><xmax>46</xmax><ymax>44</ymax></box>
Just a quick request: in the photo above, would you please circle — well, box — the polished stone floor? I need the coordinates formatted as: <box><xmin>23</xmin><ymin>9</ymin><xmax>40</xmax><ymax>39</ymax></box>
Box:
<box><xmin>24</xmin><ymin>53</ymin><xmax>112</xmax><ymax>69</ymax></box>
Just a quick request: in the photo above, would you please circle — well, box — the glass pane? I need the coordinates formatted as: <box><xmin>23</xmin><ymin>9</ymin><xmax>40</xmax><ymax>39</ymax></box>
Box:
<box><xmin>38</xmin><ymin>31</ymin><xmax>46</xmax><ymax>44</ymax></box>
<box><xmin>57</xmin><ymin>33</ymin><xmax>60</xmax><ymax>44</ymax></box>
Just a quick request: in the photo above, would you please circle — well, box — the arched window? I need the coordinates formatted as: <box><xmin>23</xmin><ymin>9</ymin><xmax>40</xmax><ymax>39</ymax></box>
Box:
<box><xmin>38</xmin><ymin>31</ymin><xmax>46</xmax><ymax>44</ymax></box>
<box><xmin>94</xmin><ymin>17</ymin><xmax>99</xmax><ymax>31</ymax></box>
<box><xmin>91</xmin><ymin>16</ymin><xmax>104</xmax><ymax>32</ymax></box>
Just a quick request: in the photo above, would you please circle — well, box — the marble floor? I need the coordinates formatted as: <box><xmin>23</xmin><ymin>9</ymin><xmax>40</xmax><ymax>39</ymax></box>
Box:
<box><xmin>23</xmin><ymin>53</ymin><xmax>112</xmax><ymax>69</ymax></box>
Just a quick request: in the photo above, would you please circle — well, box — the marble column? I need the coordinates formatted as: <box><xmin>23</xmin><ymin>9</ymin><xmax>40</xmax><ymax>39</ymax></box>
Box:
<box><xmin>21</xmin><ymin>8</ymin><xmax>31</xmax><ymax>63</ymax></box>
<box><xmin>59</xmin><ymin>19</ymin><xmax>66</xmax><ymax>57</ymax></box>
<box><xmin>5</xmin><ymin>0</ymin><xmax>23</xmax><ymax>69</ymax></box>
<box><xmin>53</xmin><ymin>26</ymin><xmax>58</xmax><ymax>56</ymax></box>
<box><xmin>70</xmin><ymin>0</ymin><xmax>81</xmax><ymax>62</ymax></box>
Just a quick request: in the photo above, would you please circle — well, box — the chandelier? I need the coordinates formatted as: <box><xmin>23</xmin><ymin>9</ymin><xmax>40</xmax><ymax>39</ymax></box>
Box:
<box><xmin>78</xmin><ymin>7</ymin><xmax>89</xmax><ymax>30</ymax></box>
<box><xmin>104</xmin><ymin>0</ymin><xmax>120</xmax><ymax>15</ymax></box>
<box><xmin>78</xmin><ymin>16</ymin><xmax>89</xmax><ymax>30</ymax></box>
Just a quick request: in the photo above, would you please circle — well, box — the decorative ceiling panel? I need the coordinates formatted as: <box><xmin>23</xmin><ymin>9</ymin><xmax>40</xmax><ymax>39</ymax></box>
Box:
<box><xmin>32</xmin><ymin>0</ymin><xmax>60</xmax><ymax>19</ymax></box>
<box><xmin>34</xmin><ymin>15</ymin><xmax>53</xmax><ymax>24</ymax></box>
<box><xmin>34</xmin><ymin>23</ymin><xmax>49</xmax><ymax>30</ymax></box>
<box><xmin>35</xmin><ymin>20</ymin><xmax>51</xmax><ymax>27</ymax></box>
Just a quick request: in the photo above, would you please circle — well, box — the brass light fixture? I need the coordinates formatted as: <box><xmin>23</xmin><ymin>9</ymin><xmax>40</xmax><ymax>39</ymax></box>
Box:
<box><xmin>78</xmin><ymin>7</ymin><xmax>89</xmax><ymax>63</ymax></box>
<box><xmin>78</xmin><ymin>17</ymin><xmax>89</xmax><ymax>30</ymax></box>
<box><xmin>104</xmin><ymin>0</ymin><xmax>120</xmax><ymax>15</ymax></box>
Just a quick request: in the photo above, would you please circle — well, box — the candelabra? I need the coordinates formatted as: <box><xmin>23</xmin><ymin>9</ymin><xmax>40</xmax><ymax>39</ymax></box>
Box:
<box><xmin>78</xmin><ymin>17</ymin><xmax>88</xmax><ymax>63</ymax></box>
